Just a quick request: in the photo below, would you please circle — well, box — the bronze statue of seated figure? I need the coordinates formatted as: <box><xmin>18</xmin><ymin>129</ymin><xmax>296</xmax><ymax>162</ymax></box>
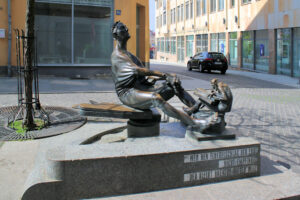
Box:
<box><xmin>111</xmin><ymin>21</ymin><xmax>198</xmax><ymax>126</ymax></box>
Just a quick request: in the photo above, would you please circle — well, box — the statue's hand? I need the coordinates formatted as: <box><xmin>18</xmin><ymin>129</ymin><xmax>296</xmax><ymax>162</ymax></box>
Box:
<box><xmin>166</xmin><ymin>73</ymin><xmax>181</xmax><ymax>86</ymax></box>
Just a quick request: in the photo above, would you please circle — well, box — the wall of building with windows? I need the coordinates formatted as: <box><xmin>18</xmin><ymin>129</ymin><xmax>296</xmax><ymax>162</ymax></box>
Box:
<box><xmin>155</xmin><ymin>0</ymin><xmax>300</xmax><ymax>78</ymax></box>
<box><xmin>0</xmin><ymin>0</ymin><xmax>149</xmax><ymax>76</ymax></box>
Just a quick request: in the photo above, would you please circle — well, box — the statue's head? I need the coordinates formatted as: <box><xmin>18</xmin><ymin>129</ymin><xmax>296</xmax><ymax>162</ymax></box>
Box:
<box><xmin>112</xmin><ymin>21</ymin><xmax>130</xmax><ymax>42</ymax></box>
<box><xmin>211</xmin><ymin>78</ymin><xmax>218</xmax><ymax>89</ymax></box>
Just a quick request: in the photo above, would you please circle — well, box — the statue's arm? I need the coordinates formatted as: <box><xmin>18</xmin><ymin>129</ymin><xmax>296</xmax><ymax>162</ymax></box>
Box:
<box><xmin>136</xmin><ymin>67</ymin><xmax>166</xmax><ymax>79</ymax></box>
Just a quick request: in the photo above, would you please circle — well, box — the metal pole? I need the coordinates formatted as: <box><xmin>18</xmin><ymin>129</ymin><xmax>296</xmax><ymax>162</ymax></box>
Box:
<box><xmin>7</xmin><ymin>0</ymin><xmax>12</xmax><ymax>77</ymax></box>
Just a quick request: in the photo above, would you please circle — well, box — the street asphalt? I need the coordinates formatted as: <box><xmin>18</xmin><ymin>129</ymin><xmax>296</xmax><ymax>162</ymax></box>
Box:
<box><xmin>1</xmin><ymin>61</ymin><xmax>300</xmax><ymax>200</ymax></box>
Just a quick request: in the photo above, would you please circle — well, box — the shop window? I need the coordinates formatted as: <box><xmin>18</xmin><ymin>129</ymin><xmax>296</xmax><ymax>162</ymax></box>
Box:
<box><xmin>74</xmin><ymin>4</ymin><xmax>112</xmax><ymax>64</ymax></box>
<box><xmin>186</xmin><ymin>35</ymin><xmax>194</xmax><ymax>57</ymax></box>
<box><xmin>177</xmin><ymin>36</ymin><xmax>185</xmax><ymax>62</ymax></box>
<box><xmin>293</xmin><ymin>28</ymin><xmax>300</xmax><ymax>78</ymax></box>
<box><xmin>171</xmin><ymin>37</ymin><xmax>176</xmax><ymax>54</ymax></box>
<box><xmin>35</xmin><ymin>0</ymin><xmax>113</xmax><ymax>65</ymax></box>
<box><xmin>218</xmin><ymin>33</ymin><xmax>226</xmax><ymax>55</ymax></box>
<box><xmin>255</xmin><ymin>30</ymin><xmax>269</xmax><ymax>72</ymax></box>
<box><xmin>210</xmin><ymin>33</ymin><xmax>218</xmax><ymax>52</ymax></box>
<box><xmin>277</xmin><ymin>29</ymin><xmax>292</xmax><ymax>76</ymax></box>
<box><xmin>229</xmin><ymin>32</ymin><xmax>238</xmax><ymax>67</ymax></box>
<box><xmin>242</xmin><ymin>31</ymin><xmax>254</xmax><ymax>70</ymax></box>
<box><xmin>196</xmin><ymin>34</ymin><xmax>208</xmax><ymax>53</ymax></box>
<box><xmin>35</xmin><ymin>2</ymin><xmax>72</xmax><ymax>64</ymax></box>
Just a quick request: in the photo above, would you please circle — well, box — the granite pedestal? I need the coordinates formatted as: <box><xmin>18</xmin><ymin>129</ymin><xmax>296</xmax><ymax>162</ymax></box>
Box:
<box><xmin>22</xmin><ymin>123</ymin><xmax>260</xmax><ymax>200</ymax></box>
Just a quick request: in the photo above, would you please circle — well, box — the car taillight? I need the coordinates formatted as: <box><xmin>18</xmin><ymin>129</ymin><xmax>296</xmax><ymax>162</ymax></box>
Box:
<box><xmin>224</xmin><ymin>57</ymin><xmax>228</xmax><ymax>63</ymax></box>
<box><xmin>204</xmin><ymin>58</ymin><xmax>213</xmax><ymax>62</ymax></box>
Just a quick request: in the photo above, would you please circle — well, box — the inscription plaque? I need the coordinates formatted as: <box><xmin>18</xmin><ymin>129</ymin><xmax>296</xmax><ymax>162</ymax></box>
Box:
<box><xmin>183</xmin><ymin>146</ymin><xmax>260</xmax><ymax>184</ymax></box>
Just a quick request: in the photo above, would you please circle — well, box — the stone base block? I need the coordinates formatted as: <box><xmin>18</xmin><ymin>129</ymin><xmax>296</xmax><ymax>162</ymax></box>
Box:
<box><xmin>22</xmin><ymin>123</ymin><xmax>260</xmax><ymax>200</ymax></box>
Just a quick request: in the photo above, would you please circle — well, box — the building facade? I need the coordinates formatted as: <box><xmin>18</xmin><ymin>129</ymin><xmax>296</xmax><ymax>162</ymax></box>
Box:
<box><xmin>0</xmin><ymin>0</ymin><xmax>149</xmax><ymax>77</ymax></box>
<box><xmin>155</xmin><ymin>0</ymin><xmax>300</xmax><ymax>78</ymax></box>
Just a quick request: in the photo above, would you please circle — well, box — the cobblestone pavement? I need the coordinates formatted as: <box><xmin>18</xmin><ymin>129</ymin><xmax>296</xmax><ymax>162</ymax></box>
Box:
<box><xmin>226</xmin><ymin>88</ymin><xmax>300</xmax><ymax>174</ymax></box>
<box><xmin>1</xmin><ymin>88</ymin><xmax>300</xmax><ymax>200</ymax></box>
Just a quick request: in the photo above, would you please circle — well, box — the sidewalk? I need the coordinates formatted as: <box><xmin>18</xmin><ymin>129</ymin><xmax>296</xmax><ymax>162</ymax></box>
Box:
<box><xmin>151</xmin><ymin>59</ymin><xmax>300</xmax><ymax>89</ymax></box>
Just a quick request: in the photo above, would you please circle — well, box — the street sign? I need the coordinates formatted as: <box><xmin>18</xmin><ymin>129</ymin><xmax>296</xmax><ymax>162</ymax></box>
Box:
<box><xmin>116</xmin><ymin>10</ymin><xmax>121</xmax><ymax>15</ymax></box>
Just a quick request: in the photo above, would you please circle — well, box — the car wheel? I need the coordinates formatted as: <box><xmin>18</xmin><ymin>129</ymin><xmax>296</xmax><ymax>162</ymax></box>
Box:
<box><xmin>187</xmin><ymin>63</ymin><xmax>192</xmax><ymax>71</ymax></box>
<box><xmin>199</xmin><ymin>64</ymin><xmax>204</xmax><ymax>73</ymax></box>
<box><xmin>221</xmin><ymin>70</ymin><xmax>226</xmax><ymax>74</ymax></box>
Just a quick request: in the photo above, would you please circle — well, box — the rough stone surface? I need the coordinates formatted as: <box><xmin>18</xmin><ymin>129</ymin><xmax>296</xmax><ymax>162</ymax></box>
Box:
<box><xmin>22</xmin><ymin>123</ymin><xmax>260</xmax><ymax>200</ymax></box>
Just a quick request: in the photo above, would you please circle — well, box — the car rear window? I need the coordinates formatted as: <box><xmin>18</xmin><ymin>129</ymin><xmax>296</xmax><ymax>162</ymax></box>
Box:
<box><xmin>208</xmin><ymin>53</ymin><xmax>225</xmax><ymax>59</ymax></box>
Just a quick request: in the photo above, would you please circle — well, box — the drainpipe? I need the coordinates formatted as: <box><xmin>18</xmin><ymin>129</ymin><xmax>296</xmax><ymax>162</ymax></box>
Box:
<box><xmin>7</xmin><ymin>0</ymin><xmax>12</xmax><ymax>77</ymax></box>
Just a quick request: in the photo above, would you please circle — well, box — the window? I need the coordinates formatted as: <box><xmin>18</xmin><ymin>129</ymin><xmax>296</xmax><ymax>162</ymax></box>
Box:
<box><xmin>229</xmin><ymin>32</ymin><xmax>238</xmax><ymax>66</ymax></box>
<box><xmin>218</xmin><ymin>33</ymin><xmax>226</xmax><ymax>54</ymax></box>
<box><xmin>161</xmin><ymin>37</ymin><xmax>165</xmax><ymax>52</ymax></box>
<box><xmin>218</xmin><ymin>0</ymin><xmax>224</xmax><ymax>11</ymax></box>
<box><xmin>186</xmin><ymin>35</ymin><xmax>194</xmax><ymax>57</ymax></box>
<box><xmin>202</xmin><ymin>0</ymin><xmax>206</xmax><ymax>14</ymax></box>
<box><xmin>210</xmin><ymin>33</ymin><xmax>218</xmax><ymax>51</ymax></box>
<box><xmin>173</xmin><ymin>8</ymin><xmax>176</xmax><ymax>24</ymax></box>
<box><xmin>255</xmin><ymin>30</ymin><xmax>269</xmax><ymax>72</ymax></box>
<box><xmin>293</xmin><ymin>28</ymin><xmax>300</xmax><ymax>78</ymax></box>
<box><xmin>196</xmin><ymin>34</ymin><xmax>208</xmax><ymax>53</ymax></box>
<box><xmin>202</xmin><ymin>0</ymin><xmax>207</xmax><ymax>14</ymax></box>
<box><xmin>36</xmin><ymin>1</ymin><xmax>113</xmax><ymax>65</ymax></box>
<box><xmin>242</xmin><ymin>31</ymin><xmax>254</xmax><ymax>70</ymax></box>
<box><xmin>210</xmin><ymin>0</ymin><xmax>216</xmax><ymax>12</ymax></box>
<box><xmin>177</xmin><ymin>6</ymin><xmax>180</xmax><ymax>22</ymax></box>
<box><xmin>171</xmin><ymin>37</ymin><xmax>176</xmax><ymax>54</ymax></box>
<box><xmin>190</xmin><ymin>0</ymin><xmax>194</xmax><ymax>18</ymax></box>
<box><xmin>157</xmin><ymin>38</ymin><xmax>160</xmax><ymax>51</ymax></box>
<box><xmin>177</xmin><ymin>36</ymin><xmax>185</xmax><ymax>62</ymax></box>
<box><xmin>165</xmin><ymin>37</ymin><xmax>170</xmax><ymax>53</ymax></box>
<box><xmin>242</xmin><ymin>0</ymin><xmax>251</xmax><ymax>4</ymax></box>
<box><xmin>231</xmin><ymin>0</ymin><xmax>235</xmax><ymax>7</ymax></box>
<box><xmin>196</xmin><ymin>0</ymin><xmax>201</xmax><ymax>16</ymax></box>
<box><xmin>163</xmin><ymin>11</ymin><xmax>166</xmax><ymax>25</ymax></box>
<box><xmin>277</xmin><ymin>29</ymin><xmax>292</xmax><ymax>76</ymax></box>
<box><xmin>181</xmin><ymin>4</ymin><xmax>184</xmax><ymax>21</ymax></box>
<box><xmin>186</xmin><ymin>1</ymin><xmax>189</xmax><ymax>20</ymax></box>
<box><xmin>210</xmin><ymin>33</ymin><xmax>226</xmax><ymax>53</ymax></box>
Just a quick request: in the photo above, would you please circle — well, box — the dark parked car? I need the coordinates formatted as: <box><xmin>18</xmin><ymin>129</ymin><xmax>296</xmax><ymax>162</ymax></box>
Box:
<box><xmin>187</xmin><ymin>52</ymin><xmax>228</xmax><ymax>74</ymax></box>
